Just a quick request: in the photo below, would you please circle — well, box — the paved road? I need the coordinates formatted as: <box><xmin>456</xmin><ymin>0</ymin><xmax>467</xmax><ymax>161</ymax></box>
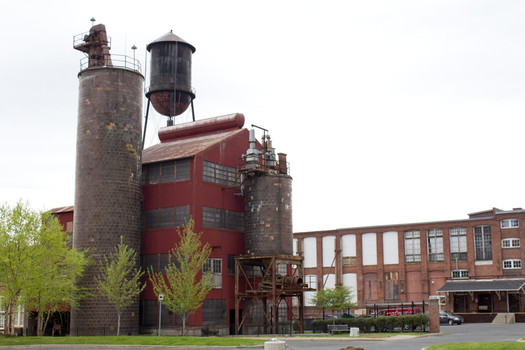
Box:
<box><xmin>3</xmin><ymin>324</ymin><xmax>524</xmax><ymax>350</ymax></box>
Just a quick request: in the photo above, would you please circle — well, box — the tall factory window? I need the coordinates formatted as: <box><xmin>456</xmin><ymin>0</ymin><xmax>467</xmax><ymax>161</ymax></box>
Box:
<box><xmin>143</xmin><ymin>158</ymin><xmax>191</xmax><ymax>184</ymax></box>
<box><xmin>203</xmin><ymin>258</ymin><xmax>222</xmax><ymax>288</ymax></box>
<box><xmin>304</xmin><ymin>275</ymin><xmax>317</xmax><ymax>307</ymax></box>
<box><xmin>427</xmin><ymin>229</ymin><xmax>444</xmax><ymax>262</ymax></box>
<box><xmin>450</xmin><ymin>227</ymin><xmax>467</xmax><ymax>262</ymax></box>
<box><xmin>362</xmin><ymin>233</ymin><xmax>377</xmax><ymax>266</ymax></box>
<box><xmin>342</xmin><ymin>273</ymin><xmax>358</xmax><ymax>303</ymax></box>
<box><xmin>474</xmin><ymin>225</ymin><xmax>492</xmax><ymax>261</ymax></box>
<box><xmin>382</xmin><ymin>231</ymin><xmax>399</xmax><ymax>265</ymax></box>
<box><xmin>303</xmin><ymin>237</ymin><xmax>317</xmax><ymax>268</ymax></box>
<box><xmin>322</xmin><ymin>236</ymin><xmax>336</xmax><ymax>267</ymax></box>
<box><xmin>203</xmin><ymin>161</ymin><xmax>239</xmax><ymax>186</ymax></box>
<box><xmin>202</xmin><ymin>207</ymin><xmax>244</xmax><ymax>231</ymax></box>
<box><xmin>501</xmin><ymin>218</ymin><xmax>519</xmax><ymax>229</ymax></box>
<box><xmin>145</xmin><ymin>205</ymin><xmax>190</xmax><ymax>229</ymax></box>
<box><xmin>384</xmin><ymin>272</ymin><xmax>399</xmax><ymax>300</ymax></box>
<box><xmin>342</xmin><ymin>234</ymin><xmax>356</xmax><ymax>266</ymax></box>
<box><xmin>404</xmin><ymin>230</ymin><xmax>421</xmax><ymax>263</ymax></box>
<box><xmin>202</xmin><ymin>300</ymin><xmax>227</xmax><ymax>325</ymax></box>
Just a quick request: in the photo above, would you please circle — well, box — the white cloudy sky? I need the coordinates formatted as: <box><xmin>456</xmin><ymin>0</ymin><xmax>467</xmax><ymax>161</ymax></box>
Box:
<box><xmin>2</xmin><ymin>1</ymin><xmax>525</xmax><ymax>232</ymax></box>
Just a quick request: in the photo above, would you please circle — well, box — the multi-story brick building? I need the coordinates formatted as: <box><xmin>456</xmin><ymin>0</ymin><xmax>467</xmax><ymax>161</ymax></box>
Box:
<box><xmin>294</xmin><ymin>207</ymin><xmax>525</xmax><ymax>320</ymax></box>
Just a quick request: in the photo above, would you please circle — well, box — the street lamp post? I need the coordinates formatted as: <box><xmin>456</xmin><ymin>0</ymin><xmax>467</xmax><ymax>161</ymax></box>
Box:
<box><xmin>158</xmin><ymin>294</ymin><xmax>164</xmax><ymax>342</ymax></box>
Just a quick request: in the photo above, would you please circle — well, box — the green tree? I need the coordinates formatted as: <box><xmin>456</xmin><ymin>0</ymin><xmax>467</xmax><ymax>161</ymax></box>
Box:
<box><xmin>312</xmin><ymin>285</ymin><xmax>356</xmax><ymax>324</ymax></box>
<box><xmin>0</xmin><ymin>201</ymin><xmax>87</xmax><ymax>336</ymax></box>
<box><xmin>95</xmin><ymin>236</ymin><xmax>146</xmax><ymax>336</ymax></box>
<box><xmin>25</xmin><ymin>214</ymin><xmax>88</xmax><ymax>336</ymax></box>
<box><xmin>148</xmin><ymin>219</ymin><xmax>213</xmax><ymax>336</ymax></box>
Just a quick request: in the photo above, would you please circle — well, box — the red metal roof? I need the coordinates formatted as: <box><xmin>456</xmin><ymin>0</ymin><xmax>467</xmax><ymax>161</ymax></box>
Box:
<box><xmin>142</xmin><ymin>114</ymin><xmax>244</xmax><ymax>164</ymax></box>
<box><xmin>49</xmin><ymin>205</ymin><xmax>74</xmax><ymax>214</ymax></box>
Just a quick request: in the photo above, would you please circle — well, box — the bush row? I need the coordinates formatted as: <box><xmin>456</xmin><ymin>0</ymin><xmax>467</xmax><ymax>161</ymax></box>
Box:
<box><xmin>312</xmin><ymin>314</ymin><xmax>429</xmax><ymax>333</ymax></box>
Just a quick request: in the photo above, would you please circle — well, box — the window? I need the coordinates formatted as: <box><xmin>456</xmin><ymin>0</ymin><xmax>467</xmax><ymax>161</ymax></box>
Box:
<box><xmin>501</xmin><ymin>219</ymin><xmax>519</xmax><ymax>229</ymax></box>
<box><xmin>202</xmin><ymin>207</ymin><xmax>244</xmax><ymax>231</ymax></box>
<box><xmin>342</xmin><ymin>256</ymin><xmax>357</xmax><ymax>266</ymax></box>
<box><xmin>474</xmin><ymin>226</ymin><xmax>492</xmax><ymax>261</ymax></box>
<box><xmin>202</xmin><ymin>300</ymin><xmax>227</xmax><ymax>325</ymax></box>
<box><xmin>143</xmin><ymin>158</ymin><xmax>191</xmax><ymax>184</ymax></box>
<box><xmin>502</xmin><ymin>238</ymin><xmax>520</xmax><ymax>248</ymax></box>
<box><xmin>203</xmin><ymin>161</ymin><xmax>238</xmax><ymax>186</ymax></box>
<box><xmin>203</xmin><ymin>258</ymin><xmax>222</xmax><ymax>288</ymax></box>
<box><xmin>385</xmin><ymin>272</ymin><xmax>399</xmax><ymax>300</ymax></box>
<box><xmin>450</xmin><ymin>227</ymin><xmax>467</xmax><ymax>262</ymax></box>
<box><xmin>451</xmin><ymin>270</ymin><xmax>469</xmax><ymax>279</ymax></box>
<box><xmin>404</xmin><ymin>230</ymin><xmax>421</xmax><ymax>263</ymax></box>
<box><xmin>503</xmin><ymin>259</ymin><xmax>522</xmax><ymax>269</ymax></box>
<box><xmin>144</xmin><ymin>205</ymin><xmax>190</xmax><ymax>229</ymax></box>
<box><xmin>427</xmin><ymin>229</ymin><xmax>444</xmax><ymax>262</ymax></box>
<box><xmin>304</xmin><ymin>275</ymin><xmax>317</xmax><ymax>290</ymax></box>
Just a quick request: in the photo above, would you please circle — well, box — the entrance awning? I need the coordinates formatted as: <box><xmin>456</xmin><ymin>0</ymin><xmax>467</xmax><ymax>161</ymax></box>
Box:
<box><xmin>438</xmin><ymin>279</ymin><xmax>525</xmax><ymax>293</ymax></box>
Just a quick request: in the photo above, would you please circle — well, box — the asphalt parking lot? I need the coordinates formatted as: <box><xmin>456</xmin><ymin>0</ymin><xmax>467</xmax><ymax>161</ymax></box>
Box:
<box><xmin>284</xmin><ymin>323</ymin><xmax>525</xmax><ymax>350</ymax></box>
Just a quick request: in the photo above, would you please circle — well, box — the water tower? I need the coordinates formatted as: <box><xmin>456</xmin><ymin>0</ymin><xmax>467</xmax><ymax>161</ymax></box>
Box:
<box><xmin>72</xmin><ymin>23</ymin><xmax>143</xmax><ymax>336</ymax></box>
<box><xmin>145</xmin><ymin>31</ymin><xmax>196</xmax><ymax>127</ymax></box>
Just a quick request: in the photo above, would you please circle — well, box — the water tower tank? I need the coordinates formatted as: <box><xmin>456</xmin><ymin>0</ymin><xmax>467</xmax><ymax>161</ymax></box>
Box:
<box><xmin>146</xmin><ymin>31</ymin><xmax>195</xmax><ymax>116</ymax></box>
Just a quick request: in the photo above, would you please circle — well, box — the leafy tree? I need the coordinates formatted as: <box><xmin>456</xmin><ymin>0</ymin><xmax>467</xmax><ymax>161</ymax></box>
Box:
<box><xmin>312</xmin><ymin>285</ymin><xmax>356</xmax><ymax>324</ymax></box>
<box><xmin>148</xmin><ymin>219</ymin><xmax>213</xmax><ymax>335</ymax></box>
<box><xmin>25</xmin><ymin>215</ymin><xmax>88</xmax><ymax>336</ymax></box>
<box><xmin>0</xmin><ymin>201</ymin><xmax>87</xmax><ymax>336</ymax></box>
<box><xmin>95</xmin><ymin>236</ymin><xmax>146</xmax><ymax>336</ymax></box>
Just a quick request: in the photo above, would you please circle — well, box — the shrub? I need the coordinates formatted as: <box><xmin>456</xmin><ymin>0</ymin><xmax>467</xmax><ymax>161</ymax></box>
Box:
<box><xmin>311</xmin><ymin>314</ymin><xmax>429</xmax><ymax>334</ymax></box>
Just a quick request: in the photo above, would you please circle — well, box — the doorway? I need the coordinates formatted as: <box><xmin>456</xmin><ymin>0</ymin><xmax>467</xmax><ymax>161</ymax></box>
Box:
<box><xmin>478</xmin><ymin>293</ymin><xmax>492</xmax><ymax>312</ymax></box>
<box><xmin>229</xmin><ymin>309</ymin><xmax>242</xmax><ymax>335</ymax></box>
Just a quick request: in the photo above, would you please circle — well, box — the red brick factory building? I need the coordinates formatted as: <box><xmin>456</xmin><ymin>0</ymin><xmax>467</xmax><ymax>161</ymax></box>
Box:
<box><xmin>294</xmin><ymin>207</ymin><xmax>525</xmax><ymax>323</ymax></box>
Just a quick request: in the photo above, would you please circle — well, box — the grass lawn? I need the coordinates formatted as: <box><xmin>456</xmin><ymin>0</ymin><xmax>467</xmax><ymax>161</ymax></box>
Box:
<box><xmin>426</xmin><ymin>343</ymin><xmax>525</xmax><ymax>350</ymax></box>
<box><xmin>0</xmin><ymin>335</ymin><xmax>265</xmax><ymax>347</ymax></box>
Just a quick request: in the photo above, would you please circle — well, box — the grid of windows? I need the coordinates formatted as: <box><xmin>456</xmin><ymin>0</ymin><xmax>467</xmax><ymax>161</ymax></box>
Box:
<box><xmin>502</xmin><ymin>238</ymin><xmax>520</xmax><ymax>248</ymax></box>
<box><xmin>427</xmin><ymin>229</ymin><xmax>444</xmax><ymax>262</ymax></box>
<box><xmin>503</xmin><ymin>259</ymin><xmax>521</xmax><ymax>269</ymax></box>
<box><xmin>450</xmin><ymin>227</ymin><xmax>467</xmax><ymax>262</ymax></box>
<box><xmin>202</xmin><ymin>299</ymin><xmax>227</xmax><ymax>325</ymax></box>
<box><xmin>203</xmin><ymin>161</ymin><xmax>238</xmax><ymax>186</ymax></box>
<box><xmin>404</xmin><ymin>230</ymin><xmax>421</xmax><ymax>263</ymax></box>
<box><xmin>474</xmin><ymin>225</ymin><xmax>492</xmax><ymax>261</ymax></box>
<box><xmin>143</xmin><ymin>158</ymin><xmax>190</xmax><ymax>184</ymax></box>
<box><xmin>142</xmin><ymin>254</ymin><xmax>172</xmax><ymax>273</ymax></box>
<box><xmin>500</xmin><ymin>219</ymin><xmax>519</xmax><ymax>229</ymax></box>
<box><xmin>202</xmin><ymin>207</ymin><xmax>244</xmax><ymax>231</ymax></box>
<box><xmin>144</xmin><ymin>205</ymin><xmax>190</xmax><ymax>229</ymax></box>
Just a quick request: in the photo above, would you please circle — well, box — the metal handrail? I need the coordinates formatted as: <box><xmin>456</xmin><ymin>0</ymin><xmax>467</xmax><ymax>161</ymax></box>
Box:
<box><xmin>79</xmin><ymin>54</ymin><xmax>142</xmax><ymax>73</ymax></box>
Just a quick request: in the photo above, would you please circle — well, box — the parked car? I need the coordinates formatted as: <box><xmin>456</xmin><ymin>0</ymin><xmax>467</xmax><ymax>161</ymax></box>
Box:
<box><xmin>439</xmin><ymin>310</ymin><xmax>464</xmax><ymax>325</ymax></box>
<box><xmin>377</xmin><ymin>308</ymin><xmax>422</xmax><ymax>316</ymax></box>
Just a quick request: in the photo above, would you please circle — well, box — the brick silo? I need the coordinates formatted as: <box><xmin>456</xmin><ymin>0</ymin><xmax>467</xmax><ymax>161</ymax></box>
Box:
<box><xmin>243</xmin><ymin>131</ymin><xmax>293</xmax><ymax>255</ymax></box>
<box><xmin>71</xmin><ymin>24</ymin><xmax>144</xmax><ymax>336</ymax></box>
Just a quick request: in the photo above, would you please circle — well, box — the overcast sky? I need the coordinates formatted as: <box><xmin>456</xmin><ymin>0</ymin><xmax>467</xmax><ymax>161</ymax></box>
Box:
<box><xmin>2</xmin><ymin>1</ymin><xmax>525</xmax><ymax>232</ymax></box>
